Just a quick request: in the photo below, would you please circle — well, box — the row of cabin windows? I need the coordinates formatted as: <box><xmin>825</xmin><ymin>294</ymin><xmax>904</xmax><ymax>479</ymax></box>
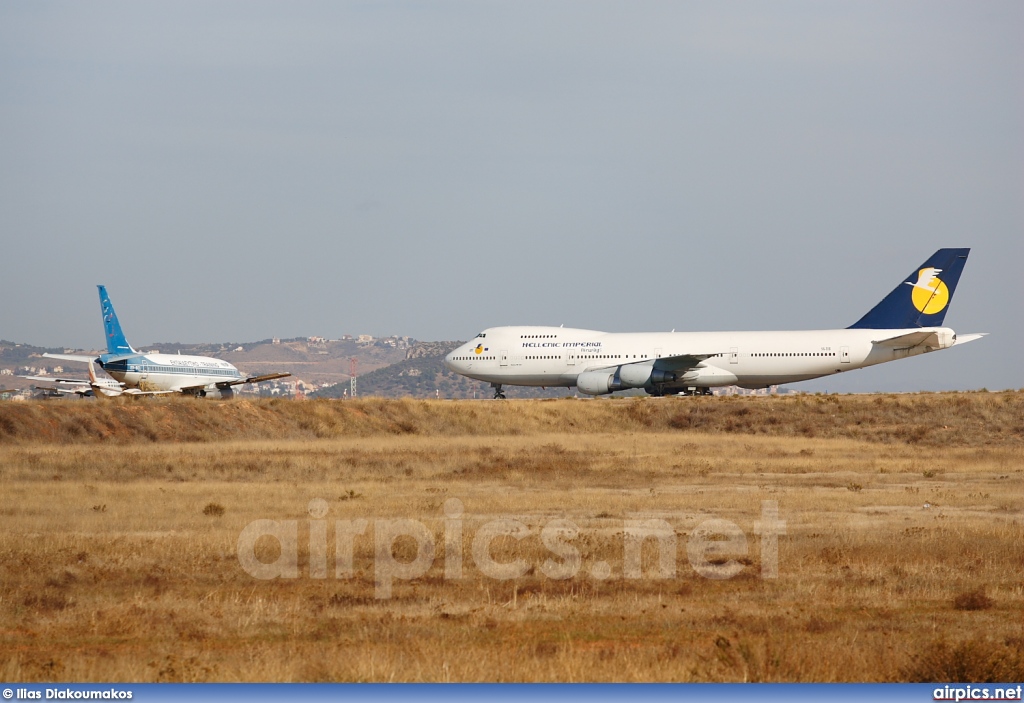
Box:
<box><xmin>456</xmin><ymin>351</ymin><xmax>836</xmax><ymax>362</ymax></box>
<box><xmin>133</xmin><ymin>365</ymin><xmax>236</xmax><ymax>376</ymax></box>
<box><xmin>752</xmin><ymin>352</ymin><xmax>836</xmax><ymax>357</ymax></box>
<box><xmin>458</xmin><ymin>354</ymin><xmax>693</xmax><ymax>361</ymax></box>
<box><xmin>520</xmin><ymin>334</ymin><xmax>557</xmax><ymax>339</ymax></box>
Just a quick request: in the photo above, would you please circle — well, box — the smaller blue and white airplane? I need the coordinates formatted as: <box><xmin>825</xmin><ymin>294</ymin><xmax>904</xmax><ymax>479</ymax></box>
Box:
<box><xmin>40</xmin><ymin>286</ymin><xmax>290</xmax><ymax>398</ymax></box>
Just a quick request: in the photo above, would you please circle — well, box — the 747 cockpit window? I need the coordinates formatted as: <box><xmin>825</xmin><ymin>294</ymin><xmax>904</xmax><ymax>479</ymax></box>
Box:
<box><xmin>475</xmin><ymin>333</ymin><xmax>486</xmax><ymax>338</ymax></box>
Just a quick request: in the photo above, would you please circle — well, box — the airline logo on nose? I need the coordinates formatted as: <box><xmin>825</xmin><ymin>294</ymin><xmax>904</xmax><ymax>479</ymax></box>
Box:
<box><xmin>474</xmin><ymin>344</ymin><xmax>484</xmax><ymax>355</ymax></box>
<box><xmin>904</xmin><ymin>267</ymin><xmax>949</xmax><ymax>314</ymax></box>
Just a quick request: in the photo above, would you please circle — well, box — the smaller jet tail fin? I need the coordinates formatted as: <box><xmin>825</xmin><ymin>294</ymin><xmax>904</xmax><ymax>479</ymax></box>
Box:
<box><xmin>848</xmin><ymin>248</ymin><xmax>970</xmax><ymax>329</ymax></box>
<box><xmin>97</xmin><ymin>285</ymin><xmax>136</xmax><ymax>355</ymax></box>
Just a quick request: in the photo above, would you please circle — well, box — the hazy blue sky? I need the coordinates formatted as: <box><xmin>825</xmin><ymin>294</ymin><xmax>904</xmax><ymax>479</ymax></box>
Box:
<box><xmin>1</xmin><ymin>2</ymin><xmax>1020</xmax><ymax>391</ymax></box>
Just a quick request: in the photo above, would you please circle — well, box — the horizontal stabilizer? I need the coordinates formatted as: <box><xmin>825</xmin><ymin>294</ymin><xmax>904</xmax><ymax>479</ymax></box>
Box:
<box><xmin>871</xmin><ymin>330</ymin><xmax>986</xmax><ymax>352</ymax></box>
<box><xmin>42</xmin><ymin>353</ymin><xmax>100</xmax><ymax>363</ymax></box>
<box><xmin>20</xmin><ymin>375</ymin><xmax>99</xmax><ymax>386</ymax></box>
<box><xmin>870</xmin><ymin>331</ymin><xmax>940</xmax><ymax>349</ymax></box>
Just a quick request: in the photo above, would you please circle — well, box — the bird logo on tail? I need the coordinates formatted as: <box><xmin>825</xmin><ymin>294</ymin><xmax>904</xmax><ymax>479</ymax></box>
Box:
<box><xmin>904</xmin><ymin>268</ymin><xmax>949</xmax><ymax>314</ymax></box>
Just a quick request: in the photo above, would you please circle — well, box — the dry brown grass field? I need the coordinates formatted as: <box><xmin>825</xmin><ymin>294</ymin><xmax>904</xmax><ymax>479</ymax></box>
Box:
<box><xmin>1</xmin><ymin>392</ymin><xmax>1022</xmax><ymax>682</ymax></box>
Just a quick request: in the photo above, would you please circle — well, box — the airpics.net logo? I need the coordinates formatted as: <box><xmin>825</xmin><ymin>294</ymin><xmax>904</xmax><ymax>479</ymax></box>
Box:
<box><xmin>236</xmin><ymin>499</ymin><xmax>785</xmax><ymax>598</ymax></box>
<box><xmin>905</xmin><ymin>267</ymin><xmax>949</xmax><ymax>314</ymax></box>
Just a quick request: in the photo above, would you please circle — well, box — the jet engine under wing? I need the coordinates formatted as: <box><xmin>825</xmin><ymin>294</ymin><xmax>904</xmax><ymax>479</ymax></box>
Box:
<box><xmin>576</xmin><ymin>352</ymin><xmax>725</xmax><ymax>395</ymax></box>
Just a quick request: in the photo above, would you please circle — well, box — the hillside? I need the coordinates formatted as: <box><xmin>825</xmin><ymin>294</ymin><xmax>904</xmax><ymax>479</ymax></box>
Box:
<box><xmin>3</xmin><ymin>335</ymin><xmax>548</xmax><ymax>399</ymax></box>
<box><xmin>312</xmin><ymin>342</ymin><xmax>569</xmax><ymax>399</ymax></box>
<box><xmin>146</xmin><ymin>337</ymin><xmax>409</xmax><ymax>387</ymax></box>
<box><xmin>0</xmin><ymin>340</ymin><xmax>98</xmax><ymax>394</ymax></box>
<box><xmin>0</xmin><ymin>391</ymin><xmax>1020</xmax><ymax>446</ymax></box>
<box><xmin>0</xmin><ymin>336</ymin><xmax>414</xmax><ymax>396</ymax></box>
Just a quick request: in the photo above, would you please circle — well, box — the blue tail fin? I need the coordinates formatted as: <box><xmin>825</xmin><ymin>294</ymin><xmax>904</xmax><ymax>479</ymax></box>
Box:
<box><xmin>97</xmin><ymin>285</ymin><xmax>136</xmax><ymax>355</ymax></box>
<box><xmin>848</xmin><ymin>248</ymin><xmax>970</xmax><ymax>329</ymax></box>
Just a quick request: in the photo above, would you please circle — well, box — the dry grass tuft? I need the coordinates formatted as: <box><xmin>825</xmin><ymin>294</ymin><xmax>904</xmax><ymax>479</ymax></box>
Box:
<box><xmin>903</xmin><ymin>639</ymin><xmax>1024</xmax><ymax>682</ymax></box>
<box><xmin>952</xmin><ymin>588</ymin><xmax>994</xmax><ymax>611</ymax></box>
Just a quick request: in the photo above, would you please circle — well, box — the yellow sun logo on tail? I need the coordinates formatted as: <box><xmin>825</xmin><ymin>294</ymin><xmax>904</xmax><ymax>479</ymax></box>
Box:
<box><xmin>904</xmin><ymin>267</ymin><xmax>949</xmax><ymax>314</ymax></box>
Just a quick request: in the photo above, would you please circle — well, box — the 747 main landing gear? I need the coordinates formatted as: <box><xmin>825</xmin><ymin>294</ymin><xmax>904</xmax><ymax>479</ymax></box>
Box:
<box><xmin>491</xmin><ymin>383</ymin><xmax>506</xmax><ymax>400</ymax></box>
<box><xmin>677</xmin><ymin>387</ymin><xmax>713</xmax><ymax>396</ymax></box>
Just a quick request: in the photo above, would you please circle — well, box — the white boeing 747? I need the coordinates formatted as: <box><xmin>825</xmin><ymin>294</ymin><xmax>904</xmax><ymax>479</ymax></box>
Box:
<box><xmin>40</xmin><ymin>286</ymin><xmax>290</xmax><ymax>398</ymax></box>
<box><xmin>445</xmin><ymin>249</ymin><xmax>985</xmax><ymax>399</ymax></box>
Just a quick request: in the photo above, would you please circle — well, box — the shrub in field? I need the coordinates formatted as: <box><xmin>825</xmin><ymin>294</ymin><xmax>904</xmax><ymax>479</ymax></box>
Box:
<box><xmin>202</xmin><ymin>502</ymin><xmax>225</xmax><ymax>517</ymax></box>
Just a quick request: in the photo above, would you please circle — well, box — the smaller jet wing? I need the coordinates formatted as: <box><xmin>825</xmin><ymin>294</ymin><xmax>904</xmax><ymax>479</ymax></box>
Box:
<box><xmin>177</xmin><ymin>372</ymin><xmax>291</xmax><ymax>395</ymax></box>
<box><xmin>216</xmin><ymin>372</ymin><xmax>292</xmax><ymax>389</ymax></box>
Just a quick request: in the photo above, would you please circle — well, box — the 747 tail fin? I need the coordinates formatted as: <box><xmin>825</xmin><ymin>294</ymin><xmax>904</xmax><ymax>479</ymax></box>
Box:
<box><xmin>848</xmin><ymin>248</ymin><xmax>970</xmax><ymax>329</ymax></box>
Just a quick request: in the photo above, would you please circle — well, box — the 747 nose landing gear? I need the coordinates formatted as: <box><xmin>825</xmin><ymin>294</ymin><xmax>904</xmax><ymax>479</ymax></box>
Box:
<box><xmin>491</xmin><ymin>383</ymin><xmax>506</xmax><ymax>400</ymax></box>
